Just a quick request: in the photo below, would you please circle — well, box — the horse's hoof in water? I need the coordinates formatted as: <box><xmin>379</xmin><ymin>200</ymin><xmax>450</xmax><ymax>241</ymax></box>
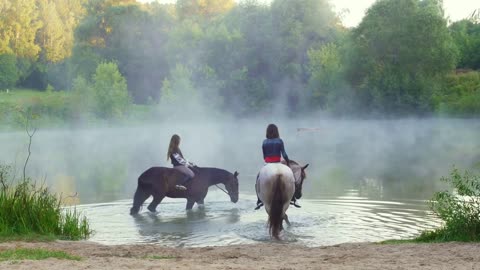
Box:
<box><xmin>175</xmin><ymin>185</ymin><xmax>187</xmax><ymax>191</ymax></box>
<box><xmin>197</xmin><ymin>204</ymin><xmax>205</xmax><ymax>209</ymax></box>
<box><xmin>147</xmin><ymin>205</ymin><xmax>156</xmax><ymax>212</ymax></box>
<box><xmin>130</xmin><ymin>208</ymin><xmax>139</xmax><ymax>215</ymax></box>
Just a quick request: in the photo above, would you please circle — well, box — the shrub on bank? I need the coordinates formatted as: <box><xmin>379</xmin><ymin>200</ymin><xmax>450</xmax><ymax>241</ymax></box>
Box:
<box><xmin>0</xmin><ymin>164</ymin><xmax>91</xmax><ymax>240</ymax></box>
<box><xmin>418</xmin><ymin>167</ymin><xmax>480</xmax><ymax>242</ymax></box>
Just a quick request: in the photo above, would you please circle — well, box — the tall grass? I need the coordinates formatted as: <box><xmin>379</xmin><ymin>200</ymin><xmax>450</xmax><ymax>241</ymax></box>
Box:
<box><xmin>417</xmin><ymin>167</ymin><xmax>480</xmax><ymax>242</ymax></box>
<box><xmin>0</xmin><ymin>164</ymin><xmax>91</xmax><ymax>240</ymax></box>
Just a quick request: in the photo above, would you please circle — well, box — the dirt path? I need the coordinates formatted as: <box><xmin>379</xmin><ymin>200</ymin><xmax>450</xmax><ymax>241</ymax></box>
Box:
<box><xmin>1</xmin><ymin>241</ymin><xmax>479</xmax><ymax>269</ymax></box>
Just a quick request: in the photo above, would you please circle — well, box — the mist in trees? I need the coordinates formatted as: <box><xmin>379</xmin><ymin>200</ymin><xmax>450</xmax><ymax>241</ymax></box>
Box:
<box><xmin>0</xmin><ymin>0</ymin><xmax>479</xmax><ymax>118</ymax></box>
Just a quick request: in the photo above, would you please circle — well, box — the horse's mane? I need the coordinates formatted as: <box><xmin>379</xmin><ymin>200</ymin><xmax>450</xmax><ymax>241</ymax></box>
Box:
<box><xmin>198</xmin><ymin>167</ymin><xmax>230</xmax><ymax>173</ymax></box>
<box><xmin>195</xmin><ymin>167</ymin><xmax>237</xmax><ymax>178</ymax></box>
<box><xmin>289</xmin><ymin>160</ymin><xmax>299</xmax><ymax>166</ymax></box>
<box><xmin>282</xmin><ymin>159</ymin><xmax>307</xmax><ymax>180</ymax></box>
<box><xmin>282</xmin><ymin>159</ymin><xmax>299</xmax><ymax>166</ymax></box>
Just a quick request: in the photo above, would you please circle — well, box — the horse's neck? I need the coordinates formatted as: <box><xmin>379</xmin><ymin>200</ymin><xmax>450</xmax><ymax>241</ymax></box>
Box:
<box><xmin>291</xmin><ymin>166</ymin><xmax>301</xmax><ymax>183</ymax></box>
<box><xmin>205</xmin><ymin>170</ymin><xmax>227</xmax><ymax>186</ymax></box>
<box><xmin>208</xmin><ymin>176</ymin><xmax>226</xmax><ymax>186</ymax></box>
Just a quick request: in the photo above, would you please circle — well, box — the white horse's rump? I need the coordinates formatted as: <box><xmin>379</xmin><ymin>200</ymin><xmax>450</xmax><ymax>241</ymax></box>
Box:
<box><xmin>256</xmin><ymin>163</ymin><xmax>295</xmax><ymax>239</ymax></box>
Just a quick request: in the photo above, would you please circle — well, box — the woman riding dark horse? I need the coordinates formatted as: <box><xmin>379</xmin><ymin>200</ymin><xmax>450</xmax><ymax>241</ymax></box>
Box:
<box><xmin>130</xmin><ymin>166</ymin><xmax>239</xmax><ymax>215</ymax></box>
<box><xmin>167</xmin><ymin>134</ymin><xmax>196</xmax><ymax>191</ymax></box>
<box><xmin>256</xmin><ymin>124</ymin><xmax>301</xmax><ymax>210</ymax></box>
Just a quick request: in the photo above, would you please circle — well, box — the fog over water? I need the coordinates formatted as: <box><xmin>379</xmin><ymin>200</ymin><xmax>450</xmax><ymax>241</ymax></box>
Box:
<box><xmin>1</xmin><ymin>117</ymin><xmax>479</xmax><ymax>245</ymax></box>
<box><xmin>1</xmin><ymin>117</ymin><xmax>479</xmax><ymax>203</ymax></box>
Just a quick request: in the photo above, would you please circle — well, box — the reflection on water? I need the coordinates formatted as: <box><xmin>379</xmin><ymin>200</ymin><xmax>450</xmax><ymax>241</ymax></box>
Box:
<box><xmin>77</xmin><ymin>190</ymin><xmax>439</xmax><ymax>247</ymax></box>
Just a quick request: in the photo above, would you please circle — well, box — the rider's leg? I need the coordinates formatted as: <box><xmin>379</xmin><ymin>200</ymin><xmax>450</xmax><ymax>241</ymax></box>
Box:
<box><xmin>290</xmin><ymin>196</ymin><xmax>301</xmax><ymax>208</ymax></box>
<box><xmin>254</xmin><ymin>173</ymin><xmax>263</xmax><ymax>210</ymax></box>
<box><xmin>255</xmin><ymin>195</ymin><xmax>264</xmax><ymax>210</ymax></box>
<box><xmin>174</xmin><ymin>166</ymin><xmax>195</xmax><ymax>190</ymax></box>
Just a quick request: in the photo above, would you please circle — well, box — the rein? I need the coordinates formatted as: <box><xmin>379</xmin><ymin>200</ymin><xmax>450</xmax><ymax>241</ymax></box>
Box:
<box><xmin>215</xmin><ymin>184</ymin><xmax>229</xmax><ymax>195</ymax></box>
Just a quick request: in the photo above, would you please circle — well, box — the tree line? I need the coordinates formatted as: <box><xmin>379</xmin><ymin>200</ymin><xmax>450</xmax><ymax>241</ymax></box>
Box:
<box><xmin>0</xmin><ymin>0</ymin><xmax>480</xmax><ymax>117</ymax></box>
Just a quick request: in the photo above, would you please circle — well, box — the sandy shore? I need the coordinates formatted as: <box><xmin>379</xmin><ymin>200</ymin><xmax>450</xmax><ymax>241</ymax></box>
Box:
<box><xmin>1</xmin><ymin>241</ymin><xmax>479</xmax><ymax>269</ymax></box>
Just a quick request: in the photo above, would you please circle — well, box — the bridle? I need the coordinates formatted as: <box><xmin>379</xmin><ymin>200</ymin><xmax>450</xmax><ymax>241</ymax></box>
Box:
<box><xmin>215</xmin><ymin>178</ymin><xmax>239</xmax><ymax>197</ymax></box>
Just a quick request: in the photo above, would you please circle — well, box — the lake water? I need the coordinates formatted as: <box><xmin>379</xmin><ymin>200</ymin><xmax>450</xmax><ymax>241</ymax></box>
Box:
<box><xmin>1</xmin><ymin>118</ymin><xmax>479</xmax><ymax>246</ymax></box>
<box><xmin>78</xmin><ymin>191</ymin><xmax>439</xmax><ymax>247</ymax></box>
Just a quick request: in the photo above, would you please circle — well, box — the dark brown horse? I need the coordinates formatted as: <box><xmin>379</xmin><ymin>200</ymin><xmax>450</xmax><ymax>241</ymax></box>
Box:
<box><xmin>130</xmin><ymin>167</ymin><xmax>239</xmax><ymax>215</ymax></box>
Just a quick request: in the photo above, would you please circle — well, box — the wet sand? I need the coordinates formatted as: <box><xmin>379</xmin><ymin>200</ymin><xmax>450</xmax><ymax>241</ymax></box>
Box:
<box><xmin>1</xmin><ymin>241</ymin><xmax>479</xmax><ymax>269</ymax></box>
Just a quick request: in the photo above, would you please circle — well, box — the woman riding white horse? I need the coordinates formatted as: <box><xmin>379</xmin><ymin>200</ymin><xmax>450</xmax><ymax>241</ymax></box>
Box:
<box><xmin>255</xmin><ymin>124</ymin><xmax>309</xmax><ymax>239</ymax></box>
<box><xmin>256</xmin><ymin>162</ymin><xmax>296</xmax><ymax>239</ymax></box>
<box><xmin>256</xmin><ymin>124</ymin><xmax>301</xmax><ymax>210</ymax></box>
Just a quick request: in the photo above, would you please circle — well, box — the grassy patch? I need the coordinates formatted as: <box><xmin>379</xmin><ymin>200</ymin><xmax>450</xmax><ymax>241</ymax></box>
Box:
<box><xmin>0</xmin><ymin>88</ymin><xmax>156</xmax><ymax>129</ymax></box>
<box><xmin>379</xmin><ymin>239</ymin><xmax>420</xmax><ymax>244</ymax></box>
<box><xmin>0</xmin><ymin>233</ymin><xmax>56</xmax><ymax>243</ymax></box>
<box><xmin>0</xmin><ymin>88</ymin><xmax>72</xmax><ymax>129</ymax></box>
<box><xmin>0</xmin><ymin>88</ymin><xmax>63</xmax><ymax>102</ymax></box>
<box><xmin>0</xmin><ymin>165</ymin><xmax>92</xmax><ymax>240</ymax></box>
<box><xmin>0</xmin><ymin>248</ymin><xmax>81</xmax><ymax>261</ymax></box>
<box><xmin>144</xmin><ymin>255</ymin><xmax>177</xmax><ymax>260</ymax></box>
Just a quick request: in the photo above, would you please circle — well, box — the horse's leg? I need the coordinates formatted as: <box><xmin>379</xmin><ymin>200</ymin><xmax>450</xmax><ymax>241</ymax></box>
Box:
<box><xmin>130</xmin><ymin>187</ymin><xmax>150</xmax><ymax>215</ymax></box>
<box><xmin>284</xmin><ymin>214</ymin><xmax>291</xmax><ymax>227</ymax></box>
<box><xmin>196</xmin><ymin>197</ymin><xmax>205</xmax><ymax>209</ymax></box>
<box><xmin>186</xmin><ymin>198</ymin><xmax>195</xmax><ymax>210</ymax></box>
<box><xmin>147</xmin><ymin>194</ymin><xmax>165</xmax><ymax>213</ymax></box>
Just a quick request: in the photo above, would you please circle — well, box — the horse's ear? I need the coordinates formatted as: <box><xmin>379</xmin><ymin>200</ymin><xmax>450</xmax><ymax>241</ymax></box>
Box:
<box><xmin>234</xmin><ymin>171</ymin><xmax>239</xmax><ymax>177</ymax></box>
<box><xmin>302</xmin><ymin>164</ymin><xmax>309</xmax><ymax>170</ymax></box>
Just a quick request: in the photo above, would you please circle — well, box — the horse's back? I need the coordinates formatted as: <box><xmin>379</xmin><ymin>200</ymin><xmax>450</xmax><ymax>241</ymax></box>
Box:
<box><xmin>257</xmin><ymin>163</ymin><xmax>295</xmax><ymax>202</ymax></box>
<box><xmin>138</xmin><ymin>167</ymin><xmax>178</xmax><ymax>185</ymax></box>
<box><xmin>139</xmin><ymin>166</ymin><xmax>165</xmax><ymax>178</ymax></box>
<box><xmin>258</xmin><ymin>163</ymin><xmax>294</xmax><ymax>184</ymax></box>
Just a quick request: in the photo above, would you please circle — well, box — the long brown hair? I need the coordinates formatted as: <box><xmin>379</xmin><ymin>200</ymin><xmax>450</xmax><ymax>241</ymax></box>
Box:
<box><xmin>266</xmin><ymin>124</ymin><xmax>279</xmax><ymax>139</ymax></box>
<box><xmin>167</xmin><ymin>134</ymin><xmax>183</xmax><ymax>160</ymax></box>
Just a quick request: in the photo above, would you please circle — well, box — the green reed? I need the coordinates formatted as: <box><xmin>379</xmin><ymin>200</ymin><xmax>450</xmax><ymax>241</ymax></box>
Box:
<box><xmin>0</xmin><ymin>164</ymin><xmax>91</xmax><ymax>241</ymax></box>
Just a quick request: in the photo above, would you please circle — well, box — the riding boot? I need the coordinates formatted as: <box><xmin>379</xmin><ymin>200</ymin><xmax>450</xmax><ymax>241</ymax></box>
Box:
<box><xmin>255</xmin><ymin>197</ymin><xmax>264</xmax><ymax>210</ymax></box>
<box><xmin>290</xmin><ymin>197</ymin><xmax>301</xmax><ymax>208</ymax></box>
<box><xmin>176</xmin><ymin>175</ymin><xmax>191</xmax><ymax>191</ymax></box>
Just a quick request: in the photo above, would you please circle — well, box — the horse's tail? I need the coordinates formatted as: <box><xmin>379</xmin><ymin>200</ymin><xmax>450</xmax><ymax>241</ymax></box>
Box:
<box><xmin>268</xmin><ymin>175</ymin><xmax>286</xmax><ymax>240</ymax></box>
<box><xmin>130</xmin><ymin>172</ymin><xmax>152</xmax><ymax>215</ymax></box>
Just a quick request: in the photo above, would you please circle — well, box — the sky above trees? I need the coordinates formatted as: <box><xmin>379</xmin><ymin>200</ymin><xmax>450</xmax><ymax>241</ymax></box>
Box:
<box><xmin>139</xmin><ymin>0</ymin><xmax>479</xmax><ymax>27</ymax></box>
<box><xmin>330</xmin><ymin>0</ymin><xmax>479</xmax><ymax>27</ymax></box>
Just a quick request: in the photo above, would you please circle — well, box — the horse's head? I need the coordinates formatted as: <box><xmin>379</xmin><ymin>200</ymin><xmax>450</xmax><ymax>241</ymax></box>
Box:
<box><xmin>284</xmin><ymin>160</ymin><xmax>309</xmax><ymax>199</ymax></box>
<box><xmin>225</xmin><ymin>171</ymin><xmax>239</xmax><ymax>203</ymax></box>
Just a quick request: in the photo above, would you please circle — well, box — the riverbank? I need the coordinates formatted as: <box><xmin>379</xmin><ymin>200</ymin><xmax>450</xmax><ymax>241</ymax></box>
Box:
<box><xmin>0</xmin><ymin>241</ymin><xmax>479</xmax><ymax>269</ymax></box>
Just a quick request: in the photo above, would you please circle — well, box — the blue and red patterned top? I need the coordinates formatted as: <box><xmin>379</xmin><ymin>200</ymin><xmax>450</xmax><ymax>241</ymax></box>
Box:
<box><xmin>262</xmin><ymin>138</ymin><xmax>289</xmax><ymax>163</ymax></box>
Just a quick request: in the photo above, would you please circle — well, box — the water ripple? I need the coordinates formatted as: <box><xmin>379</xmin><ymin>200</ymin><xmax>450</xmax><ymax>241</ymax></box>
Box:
<box><xmin>76</xmin><ymin>191</ymin><xmax>440</xmax><ymax>247</ymax></box>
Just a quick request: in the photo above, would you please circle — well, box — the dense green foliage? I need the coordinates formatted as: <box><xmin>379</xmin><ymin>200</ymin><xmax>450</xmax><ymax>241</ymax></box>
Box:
<box><xmin>433</xmin><ymin>71</ymin><xmax>480</xmax><ymax>116</ymax></box>
<box><xmin>0</xmin><ymin>0</ymin><xmax>479</xmax><ymax>119</ymax></box>
<box><xmin>0</xmin><ymin>54</ymin><xmax>19</xmax><ymax>89</ymax></box>
<box><xmin>0</xmin><ymin>164</ymin><xmax>91</xmax><ymax>240</ymax></box>
<box><xmin>417</xmin><ymin>167</ymin><xmax>480</xmax><ymax>242</ymax></box>
<box><xmin>450</xmin><ymin>19</ymin><xmax>480</xmax><ymax>70</ymax></box>
<box><xmin>348</xmin><ymin>0</ymin><xmax>457</xmax><ymax>115</ymax></box>
<box><xmin>92</xmin><ymin>62</ymin><xmax>130</xmax><ymax>118</ymax></box>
